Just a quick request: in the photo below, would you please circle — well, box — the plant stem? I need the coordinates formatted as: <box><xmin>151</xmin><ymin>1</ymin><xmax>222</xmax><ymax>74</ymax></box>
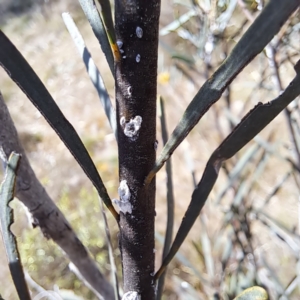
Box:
<box><xmin>114</xmin><ymin>1</ymin><xmax>160</xmax><ymax>298</ymax></box>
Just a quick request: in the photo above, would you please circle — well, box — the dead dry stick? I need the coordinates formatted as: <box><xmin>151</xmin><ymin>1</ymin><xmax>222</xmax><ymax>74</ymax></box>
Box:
<box><xmin>0</xmin><ymin>92</ymin><xmax>114</xmax><ymax>300</ymax></box>
<box><xmin>0</xmin><ymin>152</ymin><xmax>31</xmax><ymax>300</ymax></box>
<box><xmin>156</xmin><ymin>97</ymin><xmax>175</xmax><ymax>300</ymax></box>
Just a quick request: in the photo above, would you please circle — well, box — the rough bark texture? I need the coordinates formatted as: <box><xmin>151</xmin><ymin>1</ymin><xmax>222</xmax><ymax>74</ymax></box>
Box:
<box><xmin>0</xmin><ymin>92</ymin><xmax>114</xmax><ymax>300</ymax></box>
<box><xmin>114</xmin><ymin>1</ymin><xmax>160</xmax><ymax>298</ymax></box>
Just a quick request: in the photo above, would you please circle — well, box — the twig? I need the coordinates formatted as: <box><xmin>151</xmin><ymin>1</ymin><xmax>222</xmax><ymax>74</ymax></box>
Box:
<box><xmin>98</xmin><ymin>196</ymin><xmax>120</xmax><ymax>300</ymax></box>
<box><xmin>0</xmin><ymin>152</ymin><xmax>31</xmax><ymax>300</ymax></box>
<box><xmin>156</xmin><ymin>97</ymin><xmax>175</xmax><ymax>300</ymax></box>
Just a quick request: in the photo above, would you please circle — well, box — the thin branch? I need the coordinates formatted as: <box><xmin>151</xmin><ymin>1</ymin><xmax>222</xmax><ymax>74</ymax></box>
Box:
<box><xmin>255</xmin><ymin>211</ymin><xmax>300</xmax><ymax>254</ymax></box>
<box><xmin>156</xmin><ymin>97</ymin><xmax>175</xmax><ymax>300</ymax></box>
<box><xmin>215</xmin><ymin>143</ymin><xmax>261</xmax><ymax>204</ymax></box>
<box><xmin>24</xmin><ymin>272</ymin><xmax>56</xmax><ymax>300</ymax></box>
<box><xmin>0</xmin><ymin>152</ymin><xmax>31</xmax><ymax>300</ymax></box>
<box><xmin>260</xmin><ymin>171</ymin><xmax>292</xmax><ymax>208</ymax></box>
<box><xmin>62</xmin><ymin>12</ymin><xmax>117</xmax><ymax>140</ymax></box>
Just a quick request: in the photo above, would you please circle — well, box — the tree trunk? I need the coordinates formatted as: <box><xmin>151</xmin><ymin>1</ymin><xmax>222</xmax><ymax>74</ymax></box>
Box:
<box><xmin>114</xmin><ymin>1</ymin><xmax>160</xmax><ymax>298</ymax></box>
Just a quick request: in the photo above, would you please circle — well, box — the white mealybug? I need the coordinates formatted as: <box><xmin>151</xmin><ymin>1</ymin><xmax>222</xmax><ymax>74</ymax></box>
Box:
<box><xmin>127</xmin><ymin>86</ymin><xmax>132</xmax><ymax>96</ymax></box>
<box><xmin>113</xmin><ymin>180</ymin><xmax>132</xmax><ymax>214</ymax></box>
<box><xmin>122</xmin><ymin>291</ymin><xmax>141</xmax><ymax>300</ymax></box>
<box><xmin>123</xmin><ymin>56</ymin><xmax>127</xmax><ymax>59</ymax></box>
<box><xmin>117</xmin><ymin>40</ymin><xmax>123</xmax><ymax>49</ymax></box>
<box><xmin>118</xmin><ymin>180</ymin><xmax>131</xmax><ymax>202</ymax></box>
<box><xmin>136</xmin><ymin>54</ymin><xmax>141</xmax><ymax>63</ymax></box>
<box><xmin>120</xmin><ymin>116</ymin><xmax>126</xmax><ymax>127</ymax></box>
<box><xmin>124</xmin><ymin>116</ymin><xmax>142</xmax><ymax>140</ymax></box>
<box><xmin>136</xmin><ymin>26</ymin><xmax>143</xmax><ymax>38</ymax></box>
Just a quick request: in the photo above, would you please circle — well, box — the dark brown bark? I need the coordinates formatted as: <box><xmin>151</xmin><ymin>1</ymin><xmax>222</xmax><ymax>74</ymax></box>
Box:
<box><xmin>114</xmin><ymin>1</ymin><xmax>160</xmax><ymax>298</ymax></box>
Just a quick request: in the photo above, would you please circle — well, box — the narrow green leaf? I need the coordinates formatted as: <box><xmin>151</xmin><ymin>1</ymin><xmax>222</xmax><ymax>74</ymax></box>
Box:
<box><xmin>62</xmin><ymin>12</ymin><xmax>117</xmax><ymax>139</ymax></box>
<box><xmin>0</xmin><ymin>152</ymin><xmax>31</xmax><ymax>300</ymax></box>
<box><xmin>233</xmin><ymin>286</ymin><xmax>268</xmax><ymax>300</ymax></box>
<box><xmin>0</xmin><ymin>30</ymin><xmax>118</xmax><ymax>220</ymax></box>
<box><xmin>78</xmin><ymin>0</ymin><xmax>114</xmax><ymax>74</ymax></box>
<box><xmin>96</xmin><ymin>0</ymin><xmax>121</xmax><ymax>62</ymax></box>
<box><xmin>154</xmin><ymin>64</ymin><xmax>300</xmax><ymax>280</ymax></box>
<box><xmin>146</xmin><ymin>0</ymin><xmax>300</xmax><ymax>185</ymax></box>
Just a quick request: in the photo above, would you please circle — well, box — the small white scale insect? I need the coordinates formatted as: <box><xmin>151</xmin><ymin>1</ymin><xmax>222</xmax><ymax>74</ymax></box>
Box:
<box><xmin>113</xmin><ymin>180</ymin><xmax>132</xmax><ymax>214</ymax></box>
<box><xmin>136</xmin><ymin>26</ymin><xmax>143</xmax><ymax>38</ymax></box>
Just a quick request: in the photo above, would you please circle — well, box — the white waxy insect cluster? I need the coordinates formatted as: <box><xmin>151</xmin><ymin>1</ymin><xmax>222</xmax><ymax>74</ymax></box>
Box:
<box><xmin>113</xmin><ymin>180</ymin><xmax>132</xmax><ymax>214</ymax></box>
<box><xmin>120</xmin><ymin>116</ymin><xmax>126</xmax><ymax>127</ymax></box>
<box><xmin>136</xmin><ymin>54</ymin><xmax>141</xmax><ymax>63</ymax></box>
<box><xmin>119</xmin><ymin>180</ymin><xmax>131</xmax><ymax>202</ymax></box>
<box><xmin>136</xmin><ymin>26</ymin><xmax>143</xmax><ymax>38</ymax></box>
<box><xmin>122</xmin><ymin>116</ymin><xmax>142</xmax><ymax>140</ymax></box>
<box><xmin>117</xmin><ymin>40</ymin><xmax>124</xmax><ymax>54</ymax></box>
<box><xmin>117</xmin><ymin>40</ymin><xmax>123</xmax><ymax>48</ymax></box>
<box><xmin>122</xmin><ymin>291</ymin><xmax>141</xmax><ymax>300</ymax></box>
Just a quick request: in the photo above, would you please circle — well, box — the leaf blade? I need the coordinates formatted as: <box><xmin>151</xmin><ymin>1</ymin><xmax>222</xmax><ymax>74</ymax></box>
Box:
<box><xmin>233</xmin><ymin>286</ymin><xmax>268</xmax><ymax>300</ymax></box>
<box><xmin>0</xmin><ymin>30</ymin><xmax>118</xmax><ymax>220</ymax></box>
<box><xmin>78</xmin><ymin>0</ymin><xmax>115</xmax><ymax>74</ymax></box>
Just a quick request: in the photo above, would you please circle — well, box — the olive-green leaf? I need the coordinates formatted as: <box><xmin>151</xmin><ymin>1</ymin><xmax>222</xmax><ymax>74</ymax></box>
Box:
<box><xmin>145</xmin><ymin>0</ymin><xmax>300</xmax><ymax>185</ymax></box>
<box><xmin>0</xmin><ymin>30</ymin><xmax>118</xmax><ymax>220</ymax></box>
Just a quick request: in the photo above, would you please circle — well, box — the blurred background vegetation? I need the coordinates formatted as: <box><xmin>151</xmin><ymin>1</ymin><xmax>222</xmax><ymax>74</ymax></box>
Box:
<box><xmin>0</xmin><ymin>0</ymin><xmax>300</xmax><ymax>299</ymax></box>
